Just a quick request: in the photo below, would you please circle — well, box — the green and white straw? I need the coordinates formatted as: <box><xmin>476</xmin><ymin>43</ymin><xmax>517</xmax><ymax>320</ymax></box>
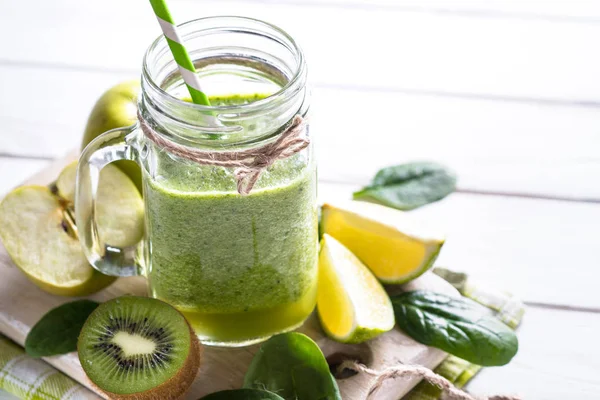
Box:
<box><xmin>148</xmin><ymin>0</ymin><xmax>211</xmax><ymax>106</ymax></box>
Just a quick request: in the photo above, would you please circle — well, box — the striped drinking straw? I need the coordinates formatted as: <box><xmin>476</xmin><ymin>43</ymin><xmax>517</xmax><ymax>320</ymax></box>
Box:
<box><xmin>148</xmin><ymin>0</ymin><xmax>211</xmax><ymax>107</ymax></box>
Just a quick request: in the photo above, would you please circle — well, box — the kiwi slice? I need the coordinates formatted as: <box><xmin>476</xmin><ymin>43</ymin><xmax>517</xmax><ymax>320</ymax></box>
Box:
<box><xmin>78</xmin><ymin>296</ymin><xmax>201</xmax><ymax>400</ymax></box>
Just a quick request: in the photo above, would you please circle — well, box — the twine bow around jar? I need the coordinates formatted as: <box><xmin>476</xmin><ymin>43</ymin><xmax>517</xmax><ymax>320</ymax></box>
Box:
<box><xmin>138</xmin><ymin>112</ymin><xmax>309</xmax><ymax>195</ymax></box>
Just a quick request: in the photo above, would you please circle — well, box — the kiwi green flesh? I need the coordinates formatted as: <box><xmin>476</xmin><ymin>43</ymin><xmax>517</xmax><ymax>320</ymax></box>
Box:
<box><xmin>78</xmin><ymin>296</ymin><xmax>192</xmax><ymax>395</ymax></box>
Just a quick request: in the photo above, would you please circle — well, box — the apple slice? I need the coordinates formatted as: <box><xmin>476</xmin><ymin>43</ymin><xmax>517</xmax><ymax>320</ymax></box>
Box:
<box><xmin>56</xmin><ymin>162</ymin><xmax>144</xmax><ymax>248</ymax></box>
<box><xmin>0</xmin><ymin>162</ymin><xmax>144</xmax><ymax>296</ymax></box>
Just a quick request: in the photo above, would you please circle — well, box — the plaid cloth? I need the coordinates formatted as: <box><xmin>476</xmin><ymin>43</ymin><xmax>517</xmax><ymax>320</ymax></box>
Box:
<box><xmin>0</xmin><ymin>337</ymin><xmax>98</xmax><ymax>400</ymax></box>
<box><xmin>403</xmin><ymin>268</ymin><xmax>525</xmax><ymax>400</ymax></box>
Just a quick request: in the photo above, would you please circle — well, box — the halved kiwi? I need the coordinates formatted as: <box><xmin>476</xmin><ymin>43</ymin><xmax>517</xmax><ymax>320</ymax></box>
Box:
<box><xmin>78</xmin><ymin>296</ymin><xmax>201</xmax><ymax>400</ymax></box>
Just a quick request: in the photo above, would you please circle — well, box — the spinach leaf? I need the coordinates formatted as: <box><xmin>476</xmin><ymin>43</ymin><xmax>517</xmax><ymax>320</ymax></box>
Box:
<box><xmin>243</xmin><ymin>332</ymin><xmax>341</xmax><ymax>400</ymax></box>
<box><xmin>200</xmin><ymin>389</ymin><xmax>284</xmax><ymax>400</ymax></box>
<box><xmin>391</xmin><ymin>291</ymin><xmax>518</xmax><ymax>366</ymax></box>
<box><xmin>353</xmin><ymin>162</ymin><xmax>456</xmax><ymax>210</ymax></box>
<box><xmin>25</xmin><ymin>300</ymin><xmax>100</xmax><ymax>357</ymax></box>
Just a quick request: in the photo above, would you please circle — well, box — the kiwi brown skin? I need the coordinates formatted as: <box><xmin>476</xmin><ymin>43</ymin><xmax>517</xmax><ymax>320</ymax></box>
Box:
<box><xmin>79</xmin><ymin>307</ymin><xmax>202</xmax><ymax>400</ymax></box>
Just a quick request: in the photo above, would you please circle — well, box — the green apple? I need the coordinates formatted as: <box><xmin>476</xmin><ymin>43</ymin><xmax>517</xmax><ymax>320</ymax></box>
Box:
<box><xmin>0</xmin><ymin>162</ymin><xmax>144</xmax><ymax>296</ymax></box>
<box><xmin>81</xmin><ymin>80</ymin><xmax>142</xmax><ymax>192</ymax></box>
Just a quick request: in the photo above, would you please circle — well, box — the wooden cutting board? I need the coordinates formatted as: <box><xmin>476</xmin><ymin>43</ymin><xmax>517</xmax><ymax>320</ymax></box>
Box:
<box><xmin>0</xmin><ymin>154</ymin><xmax>458</xmax><ymax>400</ymax></box>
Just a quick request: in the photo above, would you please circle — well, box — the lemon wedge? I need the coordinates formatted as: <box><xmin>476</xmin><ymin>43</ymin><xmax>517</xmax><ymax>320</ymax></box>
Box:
<box><xmin>321</xmin><ymin>200</ymin><xmax>444</xmax><ymax>284</ymax></box>
<box><xmin>317</xmin><ymin>234</ymin><xmax>394</xmax><ymax>343</ymax></box>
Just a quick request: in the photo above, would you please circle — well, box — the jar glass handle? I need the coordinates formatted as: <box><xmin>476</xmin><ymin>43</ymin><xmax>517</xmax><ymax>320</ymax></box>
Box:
<box><xmin>75</xmin><ymin>125</ymin><xmax>143</xmax><ymax>277</ymax></box>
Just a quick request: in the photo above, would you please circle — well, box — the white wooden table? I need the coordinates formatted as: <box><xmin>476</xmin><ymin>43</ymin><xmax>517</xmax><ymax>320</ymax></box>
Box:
<box><xmin>1</xmin><ymin>0</ymin><xmax>599</xmax><ymax>398</ymax></box>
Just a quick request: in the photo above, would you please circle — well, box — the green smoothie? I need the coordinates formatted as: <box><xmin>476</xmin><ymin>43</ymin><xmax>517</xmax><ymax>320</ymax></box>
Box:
<box><xmin>144</xmin><ymin>95</ymin><xmax>318</xmax><ymax>345</ymax></box>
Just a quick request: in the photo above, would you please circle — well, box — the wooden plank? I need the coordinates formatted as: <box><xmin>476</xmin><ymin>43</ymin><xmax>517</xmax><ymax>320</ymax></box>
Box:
<box><xmin>466</xmin><ymin>307</ymin><xmax>600</xmax><ymax>399</ymax></box>
<box><xmin>320</xmin><ymin>182</ymin><xmax>600</xmax><ymax>310</ymax></box>
<box><xmin>2</xmin><ymin>0</ymin><xmax>600</xmax><ymax>102</ymax></box>
<box><xmin>2</xmin><ymin>66</ymin><xmax>600</xmax><ymax>200</ymax></box>
<box><xmin>313</xmin><ymin>89</ymin><xmax>600</xmax><ymax>201</ymax></box>
<box><xmin>0</xmin><ymin>66</ymin><xmax>133</xmax><ymax>161</ymax></box>
<box><xmin>230</xmin><ymin>0</ymin><xmax>600</xmax><ymax>21</ymax></box>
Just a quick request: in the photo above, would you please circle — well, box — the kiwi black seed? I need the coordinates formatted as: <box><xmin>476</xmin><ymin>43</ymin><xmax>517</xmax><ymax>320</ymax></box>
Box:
<box><xmin>78</xmin><ymin>296</ymin><xmax>201</xmax><ymax>400</ymax></box>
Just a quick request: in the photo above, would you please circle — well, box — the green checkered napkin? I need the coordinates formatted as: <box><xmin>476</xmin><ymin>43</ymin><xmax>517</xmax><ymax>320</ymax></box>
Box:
<box><xmin>0</xmin><ymin>337</ymin><xmax>98</xmax><ymax>400</ymax></box>
<box><xmin>0</xmin><ymin>268</ymin><xmax>523</xmax><ymax>400</ymax></box>
<box><xmin>403</xmin><ymin>268</ymin><xmax>525</xmax><ymax>400</ymax></box>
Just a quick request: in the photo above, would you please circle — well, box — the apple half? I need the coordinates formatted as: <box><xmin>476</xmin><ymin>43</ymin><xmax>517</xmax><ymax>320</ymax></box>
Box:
<box><xmin>0</xmin><ymin>162</ymin><xmax>144</xmax><ymax>296</ymax></box>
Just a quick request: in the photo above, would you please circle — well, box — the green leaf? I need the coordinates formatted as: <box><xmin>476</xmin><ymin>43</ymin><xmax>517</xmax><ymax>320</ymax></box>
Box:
<box><xmin>391</xmin><ymin>291</ymin><xmax>518</xmax><ymax>366</ymax></box>
<box><xmin>243</xmin><ymin>332</ymin><xmax>341</xmax><ymax>400</ymax></box>
<box><xmin>199</xmin><ymin>389</ymin><xmax>285</xmax><ymax>400</ymax></box>
<box><xmin>353</xmin><ymin>162</ymin><xmax>457</xmax><ymax>210</ymax></box>
<box><xmin>25</xmin><ymin>300</ymin><xmax>100</xmax><ymax>357</ymax></box>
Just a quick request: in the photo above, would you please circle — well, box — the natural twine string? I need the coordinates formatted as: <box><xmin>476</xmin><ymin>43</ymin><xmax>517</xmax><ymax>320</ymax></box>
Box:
<box><xmin>338</xmin><ymin>361</ymin><xmax>522</xmax><ymax>400</ymax></box>
<box><xmin>137</xmin><ymin>112</ymin><xmax>309</xmax><ymax>195</ymax></box>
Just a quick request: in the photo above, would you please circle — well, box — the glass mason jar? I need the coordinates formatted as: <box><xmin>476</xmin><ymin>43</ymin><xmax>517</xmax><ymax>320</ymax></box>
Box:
<box><xmin>75</xmin><ymin>17</ymin><xmax>317</xmax><ymax>346</ymax></box>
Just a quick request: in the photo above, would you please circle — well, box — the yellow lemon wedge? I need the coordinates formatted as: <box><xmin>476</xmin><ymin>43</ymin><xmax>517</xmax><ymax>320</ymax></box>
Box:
<box><xmin>321</xmin><ymin>200</ymin><xmax>444</xmax><ymax>284</ymax></box>
<box><xmin>317</xmin><ymin>234</ymin><xmax>394</xmax><ymax>343</ymax></box>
